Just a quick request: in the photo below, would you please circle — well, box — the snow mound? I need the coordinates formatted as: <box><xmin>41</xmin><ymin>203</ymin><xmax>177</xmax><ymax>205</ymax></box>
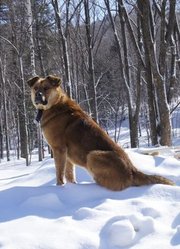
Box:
<box><xmin>104</xmin><ymin>214</ymin><xmax>155</xmax><ymax>248</ymax></box>
<box><xmin>108</xmin><ymin>219</ymin><xmax>136</xmax><ymax>247</ymax></box>
<box><xmin>141</xmin><ymin>207</ymin><xmax>161</xmax><ymax>218</ymax></box>
<box><xmin>74</xmin><ymin>207</ymin><xmax>97</xmax><ymax>220</ymax></box>
<box><xmin>130</xmin><ymin>214</ymin><xmax>155</xmax><ymax>235</ymax></box>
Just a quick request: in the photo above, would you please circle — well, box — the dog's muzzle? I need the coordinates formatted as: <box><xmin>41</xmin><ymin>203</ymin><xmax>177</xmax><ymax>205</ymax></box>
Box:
<box><xmin>35</xmin><ymin>91</ymin><xmax>47</xmax><ymax>105</ymax></box>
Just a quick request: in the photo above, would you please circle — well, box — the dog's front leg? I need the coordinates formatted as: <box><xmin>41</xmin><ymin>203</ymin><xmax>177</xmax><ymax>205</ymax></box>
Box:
<box><xmin>65</xmin><ymin>160</ymin><xmax>76</xmax><ymax>183</ymax></box>
<box><xmin>52</xmin><ymin>147</ymin><xmax>67</xmax><ymax>185</ymax></box>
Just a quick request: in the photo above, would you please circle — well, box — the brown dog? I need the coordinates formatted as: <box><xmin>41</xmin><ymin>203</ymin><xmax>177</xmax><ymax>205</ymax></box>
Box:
<box><xmin>27</xmin><ymin>75</ymin><xmax>174</xmax><ymax>190</ymax></box>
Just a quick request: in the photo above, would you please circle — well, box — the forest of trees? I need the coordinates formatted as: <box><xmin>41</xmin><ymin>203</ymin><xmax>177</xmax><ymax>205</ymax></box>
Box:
<box><xmin>0</xmin><ymin>0</ymin><xmax>180</xmax><ymax>165</ymax></box>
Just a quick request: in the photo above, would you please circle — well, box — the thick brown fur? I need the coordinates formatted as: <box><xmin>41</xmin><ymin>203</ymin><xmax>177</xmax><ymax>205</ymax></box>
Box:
<box><xmin>27</xmin><ymin>75</ymin><xmax>174</xmax><ymax>191</ymax></box>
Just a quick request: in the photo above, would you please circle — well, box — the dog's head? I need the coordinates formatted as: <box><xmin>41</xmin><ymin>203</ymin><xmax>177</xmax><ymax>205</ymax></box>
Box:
<box><xmin>27</xmin><ymin>75</ymin><xmax>62</xmax><ymax>110</ymax></box>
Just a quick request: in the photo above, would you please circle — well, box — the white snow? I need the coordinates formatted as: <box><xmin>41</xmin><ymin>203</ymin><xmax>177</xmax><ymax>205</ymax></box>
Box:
<box><xmin>0</xmin><ymin>149</ymin><xmax>180</xmax><ymax>249</ymax></box>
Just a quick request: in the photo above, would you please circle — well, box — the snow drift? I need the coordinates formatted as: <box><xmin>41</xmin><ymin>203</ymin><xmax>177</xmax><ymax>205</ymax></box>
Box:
<box><xmin>0</xmin><ymin>149</ymin><xmax>180</xmax><ymax>249</ymax></box>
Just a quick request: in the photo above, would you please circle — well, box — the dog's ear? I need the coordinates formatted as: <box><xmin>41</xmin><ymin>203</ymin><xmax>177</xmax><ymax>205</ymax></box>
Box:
<box><xmin>27</xmin><ymin>76</ymin><xmax>40</xmax><ymax>87</ymax></box>
<box><xmin>46</xmin><ymin>75</ymin><xmax>61</xmax><ymax>86</ymax></box>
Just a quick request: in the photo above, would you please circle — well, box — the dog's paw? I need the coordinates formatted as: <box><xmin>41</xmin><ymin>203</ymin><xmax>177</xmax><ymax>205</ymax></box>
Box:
<box><xmin>56</xmin><ymin>179</ymin><xmax>65</xmax><ymax>185</ymax></box>
<box><xmin>66</xmin><ymin>178</ymin><xmax>77</xmax><ymax>184</ymax></box>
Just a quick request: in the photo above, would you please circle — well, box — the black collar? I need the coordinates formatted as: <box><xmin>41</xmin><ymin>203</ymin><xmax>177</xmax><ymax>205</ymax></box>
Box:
<box><xmin>35</xmin><ymin>109</ymin><xmax>43</xmax><ymax>123</ymax></box>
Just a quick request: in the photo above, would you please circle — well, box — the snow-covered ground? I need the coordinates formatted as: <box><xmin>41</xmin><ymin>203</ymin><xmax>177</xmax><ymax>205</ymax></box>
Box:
<box><xmin>0</xmin><ymin>148</ymin><xmax>180</xmax><ymax>249</ymax></box>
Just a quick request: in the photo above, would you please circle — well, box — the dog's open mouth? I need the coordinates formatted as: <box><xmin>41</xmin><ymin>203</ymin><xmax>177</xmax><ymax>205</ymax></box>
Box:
<box><xmin>35</xmin><ymin>99</ymin><xmax>48</xmax><ymax>105</ymax></box>
<box><xmin>35</xmin><ymin>92</ymin><xmax>48</xmax><ymax>105</ymax></box>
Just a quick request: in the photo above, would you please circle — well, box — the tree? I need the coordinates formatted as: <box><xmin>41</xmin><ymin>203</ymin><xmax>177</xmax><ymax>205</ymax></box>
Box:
<box><xmin>0</xmin><ymin>56</ymin><xmax>10</xmax><ymax>161</ymax></box>
<box><xmin>25</xmin><ymin>0</ymin><xmax>44</xmax><ymax>162</ymax></box>
<box><xmin>138</xmin><ymin>0</ymin><xmax>176</xmax><ymax>146</ymax></box>
<box><xmin>3</xmin><ymin>0</ymin><xmax>29</xmax><ymax>165</ymax></box>
<box><xmin>25</xmin><ymin>0</ymin><xmax>36</xmax><ymax>77</ymax></box>
<box><xmin>83</xmin><ymin>0</ymin><xmax>98</xmax><ymax>122</ymax></box>
<box><xmin>104</xmin><ymin>0</ymin><xmax>142</xmax><ymax>147</ymax></box>
<box><xmin>51</xmin><ymin>0</ymin><xmax>72</xmax><ymax>97</ymax></box>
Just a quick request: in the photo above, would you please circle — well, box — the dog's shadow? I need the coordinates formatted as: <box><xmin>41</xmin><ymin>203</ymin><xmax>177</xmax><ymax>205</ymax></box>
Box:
<box><xmin>0</xmin><ymin>166</ymin><xmax>149</xmax><ymax>223</ymax></box>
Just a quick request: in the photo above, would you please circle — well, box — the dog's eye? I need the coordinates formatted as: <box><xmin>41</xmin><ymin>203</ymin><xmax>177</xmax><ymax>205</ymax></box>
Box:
<box><xmin>34</xmin><ymin>86</ymin><xmax>38</xmax><ymax>91</ymax></box>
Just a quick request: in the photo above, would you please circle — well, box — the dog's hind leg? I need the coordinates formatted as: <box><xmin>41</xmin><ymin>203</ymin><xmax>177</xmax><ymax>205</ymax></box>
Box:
<box><xmin>87</xmin><ymin>151</ymin><xmax>133</xmax><ymax>191</ymax></box>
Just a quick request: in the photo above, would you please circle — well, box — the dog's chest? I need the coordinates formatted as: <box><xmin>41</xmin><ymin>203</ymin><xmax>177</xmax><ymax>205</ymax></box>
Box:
<box><xmin>41</xmin><ymin>114</ymin><xmax>67</xmax><ymax>147</ymax></box>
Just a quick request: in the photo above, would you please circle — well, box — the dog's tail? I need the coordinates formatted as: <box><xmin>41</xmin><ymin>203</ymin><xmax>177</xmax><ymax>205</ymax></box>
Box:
<box><xmin>132</xmin><ymin>170</ymin><xmax>174</xmax><ymax>187</ymax></box>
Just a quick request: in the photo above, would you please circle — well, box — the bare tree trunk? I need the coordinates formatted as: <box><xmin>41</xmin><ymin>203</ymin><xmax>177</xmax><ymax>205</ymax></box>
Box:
<box><xmin>118</xmin><ymin>0</ymin><xmax>141</xmax><ymax>147</ymax></box>
<box><xmin>168</xmin><ymin>43</ymin><xmax>177</xmax><ymax>103</ymax></box>
<box><xmin>166</xmin><ymin>0</ymin><xmax>177</xmax><ymax>104</ymax></box>
<box><xmin>25</xmin><ymin>0</ymin><xmax>44</xmax><ymax>162</ymax></box>
<box><xmin>73</xmin><ymin>9</ymin><xmax>91</xmax><ymax>113</ymax></box>
<box><xmin>33</xmin><ymin>0</ymin><xmax>46</xmax><ymax>77</ymax></box>
<box><xmin>16</xmin><ymin>111</ymin><xmax>20</xmax><ymax>160</ymax></box>
<box><xmin>51</xmin><ymin>0</ymin><xmax>72</xmax><ymax>98</ymax></box>
<box><xmin>36</xmin><ymin>27</ymin><xmax>45</xmax><ymax>77</ymax></box>
<box><xmin>145</xmin><ymin>60</ymin><xmax>158</xmax><ymax>145</ymax></box>
<box><xmin>83</xmin><ymin>0</ymin><xmax>98</xmax><ymax>122</ymax></box>
<box><xmin>0</xmin><ymin>120</ymin><xmax>3</xmax><ymax>160</ymax></box>
<box><xmin>25</xmin><ymin>0</ymin><xmax>36</xmax><ymax>76</ymax></box>
<box><xmin>137</xmin><ymin>0</ymin><xmax>158</xmax><ymax>145</ymax></box>
<box><xmin>37</xmin><ymin>123</ymin><xmax>43</xmax><ymax>161</ymax></box>
<box><xmin>0</xmin><ymin>46</ymin><xmax>3</xmax><ymax>162</ymax></box>
<box><xmin>138</xmin><ymin>0</ymin><xmax>172</xmax><ymax>146</ymax></box>
<box><xmin>0</xmin><ymin>57</ymin><xmax>10</xmax><ymax>161</ymax></box>
<box><xmin>105</xmin><ymin>0</ymin><xmax>141</xmax><ymax>147</ymax></box>
<box><xmin>18</xmin><ymin>56</ymin><xmax>29</xmax><ymax>165</ymax></box>
<box><xmin>6</xmin><ymin>1</ymin><xmax>29</xmax><ymax>164</ymax></box>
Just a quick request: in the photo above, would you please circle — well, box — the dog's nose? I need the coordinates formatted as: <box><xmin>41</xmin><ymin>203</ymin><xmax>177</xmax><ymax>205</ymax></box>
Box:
<box><xmin>36</xmin><ymin>91</ymin><xmax>43</xmax><ymax>98</ymax></box>
<box><xmin>35</xmin><ymin>91</ymin><xmax>42</xmax><ymax>102</ymax></box>
<box><xmin>35</xmin><ymin>91</ymin><xmax>46</xmax><ymax>105</ymax></box>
